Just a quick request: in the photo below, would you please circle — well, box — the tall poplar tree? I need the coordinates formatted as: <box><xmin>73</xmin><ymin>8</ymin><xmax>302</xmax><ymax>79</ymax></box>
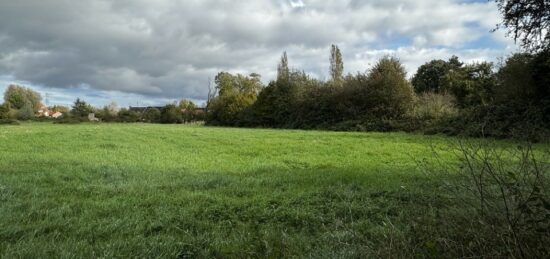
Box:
<box><xmin>329</xmin><ymin>44</ymin><xmax>344</xmax><ymax>84</ymax></box>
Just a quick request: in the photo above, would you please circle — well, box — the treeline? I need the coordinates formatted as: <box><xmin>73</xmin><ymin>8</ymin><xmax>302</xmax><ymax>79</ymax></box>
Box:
<box><xmin>206</xmin><ymin>46</ymin><xmax>550</xmax><ymax>141</ymax></box>
<box><xmin>67</xmin><ymin>98</ymin><xmax>205</xmax><ymax>124</ymax></box>
<box><xmin>0</xmin><ymin>86</ymin><xmax>205</xmax><ymax>124</ymax></box>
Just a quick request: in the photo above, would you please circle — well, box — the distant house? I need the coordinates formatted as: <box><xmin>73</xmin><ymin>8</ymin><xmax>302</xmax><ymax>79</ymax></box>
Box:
<box><xmin>51</xmin><ymin>112</ymin><xmax>63</xmax><ymax>119</ymax></box>
<box><xmin>37</xmin><ymin>106</ymin><xmax>52</xmax><ymax>117</ymax></box>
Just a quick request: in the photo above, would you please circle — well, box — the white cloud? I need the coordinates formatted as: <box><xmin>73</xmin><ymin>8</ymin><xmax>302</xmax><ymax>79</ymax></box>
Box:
<box><xmin>0</xmin><ymin>0</ymin><xmax>518</xmax><ymax>106</ymax></box>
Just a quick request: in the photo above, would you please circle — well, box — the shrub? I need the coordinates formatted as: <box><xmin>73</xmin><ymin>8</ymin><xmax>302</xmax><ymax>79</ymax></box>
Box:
<box><xmin>363</xmin><ymin>56</ymin><xmax>415</xmax><ymax>119</ymax></box>
<box><xmin>71</xmin><ymin>98</ymin><xmax>94</xmax><ymax>118</ymax></box>
<box><xmin>17</xmin><ymin>101</ymin><xmax>35</xmax><ymax>120</ymax></box>
<box><xmin>142</xmin><ymin>108</ymin><xmax>161</xmax><ymax>123</ymax></box>
<box><xmin>160</xmin><ymin>104</ymin><xmax>182</xmax><ymax>124</ymax></box>
<box><xmin>495</xmin><ymin>53</ymin><xmax>536</xmax><ymax>104</ymax></box>
<box><xmin>117</xmin><ymin>109</ymin><xmax>140</xmax><ymax>123</ymax></box>
<box><xmin>413</xmin><ymin>92</ymin><xmax>458</xmax><ymax>120</ymax></box>
<box><xmin>0</xmin><ymin>102</ymin><xmax>10</xmax><ymax>119</ymax></box>
<box><xmin>422</xmin><ymin>140</ymin><xmax>550</xmax><ymax>257</ymax></box>
<box><xmin>412</xmin><ymin>57</ymin><xmax>462</xmax><ymax>93</ymax></box>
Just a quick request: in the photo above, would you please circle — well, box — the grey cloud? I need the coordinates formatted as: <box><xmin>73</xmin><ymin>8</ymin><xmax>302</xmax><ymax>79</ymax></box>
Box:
<box><xmin>0</xmin><ymin>0</ymin><xmax>514</xmax><ymax>103</ymax></box>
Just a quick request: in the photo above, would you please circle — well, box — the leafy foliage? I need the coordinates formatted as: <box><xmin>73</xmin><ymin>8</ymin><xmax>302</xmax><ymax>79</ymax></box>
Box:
<box><xmin>160</xmin><ymin>104</ymin><xmax>183</xmax><ymax>124</ymax></box>
<box><xmin>117</xmin><ymin>108</ymin><xmax>140</xmax><ymax>123</ymax></box>
<box><xmin>329</xmin><ymin>44</ymin><xmax>344</xmax><ymax>84</ymax></box>
<box><xmin>0</xmin><ymin>102</ymin><xmax>10</xmax><ymax>119</ymax></box>
<box><xmin>3</xmin><ymin>85</ymin><xmax>42</xmax><ymax>112</ymax></box>
<box><xmin>412</xmin><ymin>56</ymin><xmax>462</xmax><ymax>93</ymax></box>
<box><xmin>444</xmin><ymin>62</ymin><xmax>496</xmax><ymax>107</ymax></box>
<box><xmin>71</xmin><ymin>98</ymin><xmax>94</xmax><ymax>118</ymax></box>
<box><xmin>142</xmin><ymin>108</ymin><xmax>161</xmax><ymax>123</ymax></box>
<box><xmin>17</xmin><ymin>100</ymin><xmax>35</xmax><ymax>120</ymax></box>
<box><xmin>207</xmin><ymin>72</ymin><xmax>262</xmax><ymax>126</ymax></box>
<box><xmin>494</xmin><ymin>0</ymin><xmax>550</xmax><ymax>52</ymax></box>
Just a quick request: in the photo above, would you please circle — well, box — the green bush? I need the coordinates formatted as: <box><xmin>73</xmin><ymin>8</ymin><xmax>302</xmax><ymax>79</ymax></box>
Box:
<box><xmin>142</xmin><ymin>108</ymin><xmax>161</xmax><ymax>123</ymax></box>
<box><xmin>0</xmin><ymin>119</ymin><xmax>20</xmax><ymax>125</ymax></box>
<box><xmin>0</xmin><ymin>102</ymin><xmax>10</xmax><ymax>119</ymax></box>
<box><xmin>413</xmin><ymin>92</ymin><xmax>457</xmax><ymax>121</ymax></box>
<box><xmin>160</xmin><ymin>104</ymin><xmax>182</xmax><ymax>124</ymax></box>
<box><xmin>17</xmin><ymin>101</ymin><xmax>35</xmax><ymax>120</ymax></box>
<box><xmin>363</xmin><ymin>56</ymin><xmax>415</xmax><ymax>119</ymax></box>
<box><xmin>117</xmin><ymin>109</ymin><xmax>140</xmax><ymax>123</ymax></box>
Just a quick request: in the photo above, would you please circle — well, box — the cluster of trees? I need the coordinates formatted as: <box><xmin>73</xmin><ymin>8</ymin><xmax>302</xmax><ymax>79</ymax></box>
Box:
<box><xmin>0</xmin><ymin>86</ymin><xmax>204</xmax><ymax>124</ymax></box>
<box><xmin>63</xmin><ymin>98</ymin><xmax>205</xmax><ymax>124</ymax></box>
<box><xmin>0</xmin><ymin>85</ymin><xmax>43</xmax><ymax>120</ymax></box>
<box><xmin>204</xmin><ymin>0</ymin><xmax>550</xmax><ymax>140</ymax></box>
<box><xmin>205</xmin><ymin>45</ymin><xmax>549</xmax><ymax>140</ymax></box>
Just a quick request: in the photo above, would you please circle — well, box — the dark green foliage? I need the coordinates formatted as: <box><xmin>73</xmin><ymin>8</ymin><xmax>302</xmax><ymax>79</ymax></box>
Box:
<box><xmin>70</xmin><ymin>98</ymin><xmax>94</xmax><ymax>118</ymax></box>
<box><xmin>412</xmin><ymin>56</ymin><xmax>463</xmax><ymax>93</ymax></box>
<box><xmin>238</xmin><ymin>57</ymin><xmax>415</xmax><ymax>130</ymax></box>
<box><xmin>160</xmin><ymin>104</ymin><xmax>182</xmax><ymax>124</ymax></box>
<box><xmin>363</xmin><ymin>56</ymin><xmax>415</xmax><ymax>118</ymax></box>
<box><xmin>142</xmin><ymin>108</ymin><xmax>161</xmax><ymax>123</ymax></box>
<box><xmin>0</xmin><ymin>118</ymin><xmax>20</xmax><ymax>125</ymax></box>
<box><xmin>117</xmin><ymin>109</ymin><xmax>140</xmax><ymax>123</ymax></box>
<box><xmin>445</xmin><ymin>62</ymin><xmax>496</xmax><ymax>107</ymax></box>
<box><xmin>0</xmin><ymin>103</ymin><xmax>10</xmax><ymax>119</ymax></box>
<box><xmin>495</xmin><ymin>53</ymin><xmax>536</xmax><ymax>103</ymax></box>
<box><xmin>531</xmin><ymin>49</ymin><xmax>550</xmax><ymax>103</ymax></box>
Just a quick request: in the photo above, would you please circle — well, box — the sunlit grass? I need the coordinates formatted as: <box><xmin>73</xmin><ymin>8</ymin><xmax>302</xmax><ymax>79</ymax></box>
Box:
<box><xmin>0</xmin><ymin>123</ymin><xmax>532</xmax><ymax>257</ymax></box>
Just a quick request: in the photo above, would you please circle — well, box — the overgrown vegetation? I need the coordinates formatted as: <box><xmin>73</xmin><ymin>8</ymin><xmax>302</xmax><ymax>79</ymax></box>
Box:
<box><xmin>202</xmin><ymin>47</ymin><xmax>549</xmax><ymax>141</ymax></box>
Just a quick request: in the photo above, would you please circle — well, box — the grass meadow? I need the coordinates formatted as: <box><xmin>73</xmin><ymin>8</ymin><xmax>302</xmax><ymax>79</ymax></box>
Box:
<box><xmin>0</xmin><ymin>123</ymin><xmax>547</xmax><ymax>258</ymax></box>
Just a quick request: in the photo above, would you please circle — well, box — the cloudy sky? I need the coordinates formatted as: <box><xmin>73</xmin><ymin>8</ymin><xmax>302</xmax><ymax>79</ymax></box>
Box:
<box><xmin>0</xmin><ymin>0</ymin><xmax>517</xmax><ymax>107</ymax></box>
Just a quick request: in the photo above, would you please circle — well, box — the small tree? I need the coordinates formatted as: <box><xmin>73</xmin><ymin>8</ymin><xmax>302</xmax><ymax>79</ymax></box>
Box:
<box><xmin>412</xmin><ymin>56</ymin><xmax>463</xmax><ymax>93</ymax></box>
<box><xmin>444</xmin><ymin>62</ymin><xmax>496</xmax><ymax>107</ymax></box>
<box><xmin>3</xmin><ymin>85</ymin><xmax>42</xmax><ymax>112</ymax></box>
<box><xmin>71</xmin><ymin>98</ymin><xmax>94</xmax><ymax>118</ymax></box>
<box><xmin>365</xmin><ymin>56</ymin><xmax>415</xmax><ymax>118</ymax></box>
<box><xmin>277</xmin><ymin>52</ymin><xmax>290</xmax><ymax>83</ymax></box>
<box><xmin>207</xmin><ymin>72</ymin><xmax>262</xmax><ymax>125</ymax></box>
<box><xmin>179</xmin><ymin>99</ymin><xmax>197</xmax><ymax>122</ymax></box>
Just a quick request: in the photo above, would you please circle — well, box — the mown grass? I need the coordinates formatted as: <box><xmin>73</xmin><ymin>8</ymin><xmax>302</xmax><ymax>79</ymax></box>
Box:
<box><xmin>0</xmin><ymin>123</ymin><xmax>545</xmax><ymax>258</ymax></box>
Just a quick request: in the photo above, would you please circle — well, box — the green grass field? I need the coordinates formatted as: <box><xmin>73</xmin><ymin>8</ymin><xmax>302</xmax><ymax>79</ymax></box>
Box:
<box><xmin>0</xmin><ymin>123</ymin><xmax>544</xmax><ymax>258</ymax></box>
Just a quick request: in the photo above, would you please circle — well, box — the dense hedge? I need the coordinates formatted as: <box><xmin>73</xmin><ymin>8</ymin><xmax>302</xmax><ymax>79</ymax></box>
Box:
<box><xmin>205</xmin><ymin>51</ymin><xmax>550</xmax><ymax>141</ymax></box>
